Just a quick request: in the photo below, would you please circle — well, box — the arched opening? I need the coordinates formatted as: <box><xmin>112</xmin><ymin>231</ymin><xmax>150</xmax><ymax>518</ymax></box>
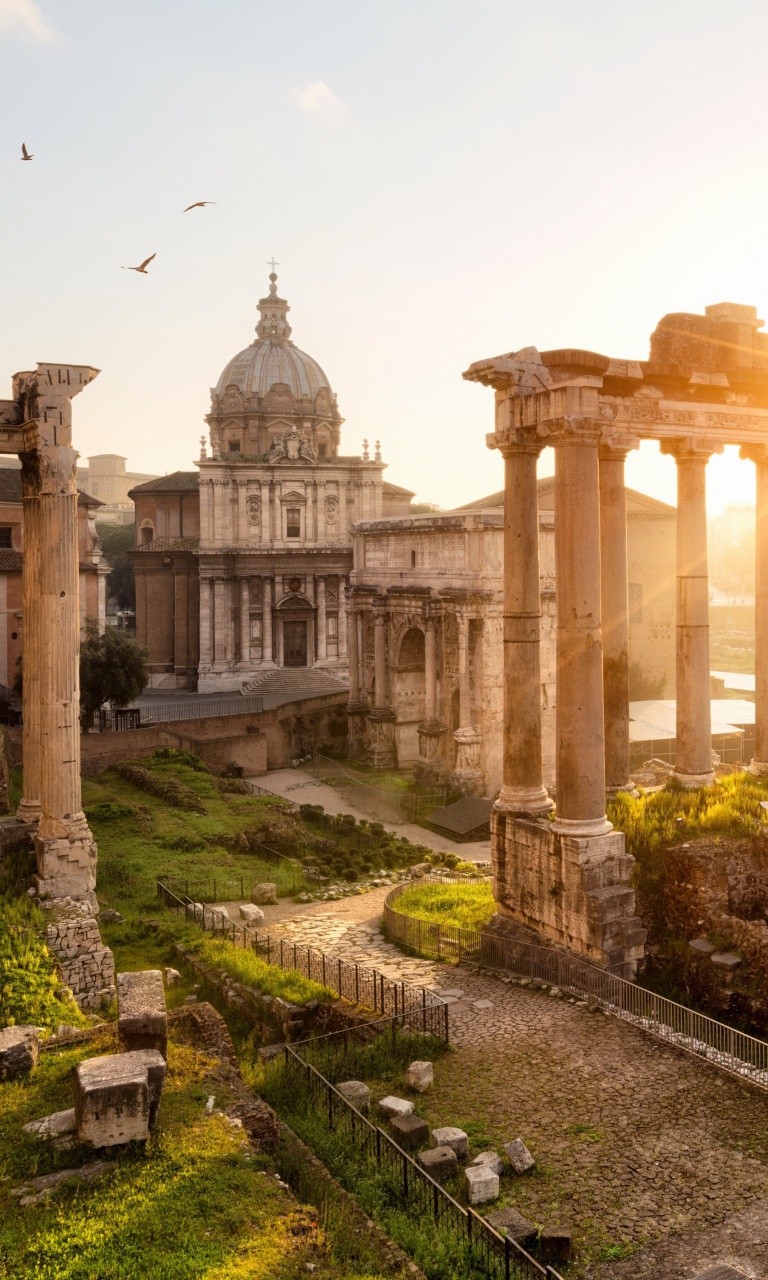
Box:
<box><xmin>393</xmin><ymin>627</ymin><xmax>426</xmax><ymax>768</ymax></box>
<box><xmin>398</xmin><ymin>627</ymin><xmax>425</xmax><ymax>670</ymax></box>
<box><xmin>140</xmin><ymin>522</ymin><xmax>154</xmax><ymax>544</ymax></box>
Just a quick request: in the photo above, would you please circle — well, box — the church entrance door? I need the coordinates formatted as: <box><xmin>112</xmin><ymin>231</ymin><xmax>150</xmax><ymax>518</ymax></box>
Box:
<box><xmin>284</xmin><ymin>620</ymin><xmax>308</xmax><ymax>666</ymax></box>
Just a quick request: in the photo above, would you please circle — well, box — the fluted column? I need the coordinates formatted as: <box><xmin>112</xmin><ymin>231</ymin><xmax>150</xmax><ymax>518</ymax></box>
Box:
<box><xmin>239</xmin><ymin>577</ymin><xmax>250</xmax><ymax>666</ymax></box>
<box><xmin>17</xmin><ymin>453</ymin><xmax>41</xmax><ymax>822</ymax></box>
<box><xmin>552</xmin><ymin>431</ymin><xmax>612</xmax><ymax>835</ymax></box>
<box><xmin>497</xmin><ymin>439</ymin><xmax>553</xmax><ymax>815</ymax></box>
<box><xmin>661</xmin><ymin>439</ymin><xmax>722</xmax><ymax>786</ymax></box>
<box><xmin>317</xmin><ymin>575</ymin><xmax>327</xmax><ymax>661</ymax></box>
<box><xmin>742</xmin><ymin>444</ymin><xmax>768</xmax><ymax>772</ymax></box>
<box><xmin>338</xmin><ymin>581</ymin><xmax>348</xmax><ymax>659</ymax></box>
<box><xmin>262</xmin><ymin>577</ymin><xmax>274</xmax><ymax>666</ymax></box>
<box><xmin>599</xmin><ymin>437</ymin><xmax>638</xmax><ymax>796</ymax></box>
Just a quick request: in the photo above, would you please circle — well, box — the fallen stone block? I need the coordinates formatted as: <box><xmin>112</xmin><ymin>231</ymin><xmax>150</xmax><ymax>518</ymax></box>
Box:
<box><xmin>378</xmin><ymin>1095</ymin><xmax>413</xmax><ymax>1119</ymax></box>
<box><xmin>239</xmin><ymin>903</ymin><xmax>266</xmax><ymax>926</ymax></box>
<box><xmin>257</xmin><ymin>1042</ymin><xmax>286</xmax><ymax>1062</ymax></box>
<box><xmin>163</xmin><ymin>967</ymin><xmax>181</xmax><ymax>986</ymax></box>
<box><xmin>251</xmin><ymin>883</ymin><xmax>277</xmax><ymax>906</ymax></box>
<box><xmin>117</xmin><ymin>969</ymin><xmax>168</xmax><ymax>1059</ymax></box>
<box><xmin>22</xmin><ymin>1108</ymin><xmax>77</xmax><ymax>1149</ymax></box>
<box><xmin>336</xmin><ymin>1080</ymin><xmax>370</xmax><ymax>1112</ymax></box>
<box><xmin>465</xmin><ymin>1163</ymin><xmax>499</xmax><ymax>1205</ymax></box>
<box><xmin>430</xmin><ymin>1126</ymin><xmax>468</xmax><ymax>1159</ymax></box>
<box><xmin>11</xmin><ymin>1159</ymin><xmax>117</xmax><ymax>1207</ymax></box>
<box><xmin>504</xmin><ymin>1138</ymin><xmax>535</xmax><ymax>1175</ymax></box>
<box><xmin>486</xmin><ymin>1206</ymin><xmax>538</xmax><ymax>1249</ymax></box>
<box><xmin>539</xmin><ymin>1225</ymin><xmax>573</xmax><ymax>1264</ymax></box>
<box><xmin>75</xmin><ymin>1049</ymin><xmax>167</xmax><ymax>1146</ymax></box>
<box><xmin>689</xmin><ymin>937</ymin><xmax>716</xmax><ymax>956</ymax></box>
<box><xmin>469</xmin><ymin>1150</ymin><xmax>504</xmax><ymax>1176</ymax></box>
<box><xmin>711</xmin><ymin>951</ymin><xmax>742</xmax><ymax>970</ymax></box>
<box><xmin>417</xmin><ymin>1145</ymin><xmax>458</xmax><ymax>1182</ymax></box>
<box><xmin>405</xmin><ymin>1060</ymin><xmax>433</xmax><ymax>1093</ymax></box>
<box><xmin>0</xmin><ymin>1025</ymin><xmax>39</xmax><ymax>1081</ymax></box>
<box><xmin>390</xmin><ymin>1114</ymin><xmax>430</xmax><ymax>1150</ymax></box>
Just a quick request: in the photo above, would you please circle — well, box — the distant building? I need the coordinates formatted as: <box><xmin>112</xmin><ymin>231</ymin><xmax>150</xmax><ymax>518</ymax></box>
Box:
<box><xmin>75</xmin><ymin>454</ymin><xmax>158</xmax><ymax>525</ymax></box>
<box><xmin>129</xmin><ymin>272</ymin><xmax>414</xmax><ymax>690</ymax></box>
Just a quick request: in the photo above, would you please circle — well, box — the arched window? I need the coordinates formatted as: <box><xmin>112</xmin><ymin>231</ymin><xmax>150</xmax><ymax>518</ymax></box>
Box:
<box><xmin>398</xmin><ymin>627</ymin><xmax>425</xmax><ymax>670</ymax></box>
<box><xmin>140</xmin><ymin>521</ymin><xmax>154</xmax><ymax>544</ymax></box>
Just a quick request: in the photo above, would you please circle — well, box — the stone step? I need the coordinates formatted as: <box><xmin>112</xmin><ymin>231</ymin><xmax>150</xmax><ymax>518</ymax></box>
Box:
<box><xmin>241</xmin><ymin>668</ymin><xmax>348</xmax><ymax>696</ymax></box>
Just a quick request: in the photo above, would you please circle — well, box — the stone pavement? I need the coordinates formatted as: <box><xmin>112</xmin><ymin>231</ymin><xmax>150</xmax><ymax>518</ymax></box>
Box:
<box><xmin>215</xmin><ymin>883</ymin><xmax>768</xmax><ymax>1279</ymax></box>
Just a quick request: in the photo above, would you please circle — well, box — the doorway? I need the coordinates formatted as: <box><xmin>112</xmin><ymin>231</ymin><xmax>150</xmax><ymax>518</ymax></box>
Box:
<box><xmin>283</xmin><ymin>620</ymin><xmax>308</xmax><ymax>666</ymax></box>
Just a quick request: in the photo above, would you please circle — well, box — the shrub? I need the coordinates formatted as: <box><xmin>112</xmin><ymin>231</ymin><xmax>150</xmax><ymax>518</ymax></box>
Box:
<box><xmin>152</xmin><ymin>747</ymin><xmax>208</xmax><ymax>772</ymax></box>
<box><xmin>115</xmin><ymin>762</ymin><xmax>207</xmax><ymax>813</ymax></box>
<box><xmin>84</xmin><ymin>801</ymin><xmax>137</xmax><ymax>823</ymax></box>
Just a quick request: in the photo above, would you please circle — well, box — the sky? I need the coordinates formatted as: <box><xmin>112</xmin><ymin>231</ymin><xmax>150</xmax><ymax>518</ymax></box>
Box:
<box><xmin>2</xmin><ymin>0</ymin><xmax>768</xmax><ymax>512</ymax></box>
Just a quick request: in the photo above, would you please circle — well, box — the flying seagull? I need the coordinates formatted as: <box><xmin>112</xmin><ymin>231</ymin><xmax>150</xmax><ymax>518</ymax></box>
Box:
<box><xmin>122</xmin><ymin>253</ymin><xmax>156</xmax><ymax>274</ymax></box>
<box><xmin>21</xmin><ymin>143</ymin><xmax>33</xmax><ymax>161</ymax></box>
<box><xmin>183</xmin><ymin>201</ymin><xmax>216</xmax><ymax>212</ymax></box>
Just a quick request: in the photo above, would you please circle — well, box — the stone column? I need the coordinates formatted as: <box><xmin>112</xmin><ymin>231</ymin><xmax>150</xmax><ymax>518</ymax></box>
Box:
<box><xmin>367</xmin><ymin>606</ymin><xmax>396</xmax><ymax>766</ymax></box>
<box><xmin>496</xmin><ymin>439</ymin><xmax>553</xmax><ymax>815</ymax></box>
<box><xmin>17</xmin><ymin>453</ymin><xmax>41</xmax><ymax>822</ymax></box>
<box><xmin>262</xmin><ymin>577</ymin><xmax>274</xmax><ymax>666</ymax></box>
<box><xmin>339</xmin><ymin>483</ymin><xmax>348</xmax><ymax>542</ymax></box>
<box><xmin>552</xmin><ymin>432</ymin><xmax>612</xmax><ymax>835</ymax></box>
<box><xmin>452</xmin><ymin>611</ymin><xmax>484</xmax><ymax>795</ymax></box>
<box><xmin>316</xmin><ymin>575</ymin><xmax>327</xmax><ymax>662</ymax></box>
<box><xmin>742</xmin><ymin>445</ymin><xmax>768</xmax><ymax>772</ymax></box>
<box><xmin>425</xmin><ymin>618</ymin><xmax>438</xmax><ymax>720</ymax></box>
<box><xmin>346</xmin><ymin>602</ymin><xmax>368</xmax><ymax>757</ymax></box>
<box><xmin>213</xmin><ymin>578</ymin><xmax>232</xmax><ymax>665</ymax></box>
<box><xmin>416</xmin><ymin>612</ymin><xmax>449</xmax><ymax>786</ymax></box>
<box><xmin>239</xmin><ymin>577</ymin><xmax>250</xmax><ymax>666</ymax></box>
<box><xmin>199</xmin><ymin>578</ymin><xmax>212</xmax><ymax>667</ymax></box>
<box><xmin>373</xmin><ymin>611</ymin><xmax>388</xmax><ymax>709</ymax></box>
<box><xmin>338</xmin><ymin>581</ymin><xmax>348</xmax><ymax>659</ymax></box>
<box><xmin>599</xmin><ymin>437</ymin><xmax>638</xmax><ymax>797</ymax></box>
<box><xmin>661</xmin><ymin>439</ymin><xmax>721</xmax><ymax>786</ymax></box>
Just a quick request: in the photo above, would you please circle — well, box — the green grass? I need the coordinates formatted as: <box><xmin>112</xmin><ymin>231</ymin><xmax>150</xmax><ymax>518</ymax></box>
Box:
<box><xmin>201</xmin><ymin>939</ymin><xmax>335</xmax><ymax>1007</ymax></box>
<box><xmin>390</xmin><ymin>882</ymin><xmax>496</xmax><ymax>932</ymax></box>
<box><xmin>0</xmin><ymin>1028</ymin><xmax>387</xmax><ymax>1280</ymax></box>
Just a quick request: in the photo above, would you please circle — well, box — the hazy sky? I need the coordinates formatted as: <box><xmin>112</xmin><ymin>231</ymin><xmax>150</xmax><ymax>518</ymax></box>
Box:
<box><xmin>2</xmin><ymin>0</ymin><xmax>768</xmax><ymax>512</ymax></box>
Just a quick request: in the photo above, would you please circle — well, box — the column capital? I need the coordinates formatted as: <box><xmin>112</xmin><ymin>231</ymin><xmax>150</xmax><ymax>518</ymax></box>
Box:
<box><xmin>740</xmin><ymin>442</ymin><xmax>768</xmax><ymax>465</ymax></box>
<box><xmin>659</xmin><ymin>436</ymin><xmax>725</xmax><ymax>462</ymax></box>
<box><xmin>493</xmin><ymin>428</ymin><xmax>547</xmax><ymax>459</ymax></box>
<box><xmin>539</xmin><ymin>417</ymin><xmax>605</xmax><ymax>448</ymax></box>
<box><xmin>598</xmin><ymin>428</ymin><xmax>640</xmax><ymax>461</ymax></box>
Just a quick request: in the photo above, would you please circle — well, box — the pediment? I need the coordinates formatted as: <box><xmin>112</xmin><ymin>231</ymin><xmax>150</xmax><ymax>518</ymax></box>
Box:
<box><xmin>280</xmin><ymin>488</ymin><xmax>307</xmax><ymax>504</ymax></box>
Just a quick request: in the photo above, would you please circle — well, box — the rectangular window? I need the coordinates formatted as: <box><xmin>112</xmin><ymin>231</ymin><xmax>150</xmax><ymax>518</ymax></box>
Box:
<box><xmin>0</xmin><ymin>528</ymin><xmax>12</xmax><ymax>549</ymax></box>
<box><xmin>228</xmin><ymin>440</ymin><xmax>240</xmax><ymax>452</ymax></box>
<box><xmin>628</xmin><ymin>582</ymin><xmax>643</xmax><ymax>625</ymax></box>
<box><xmin>286</xmin><ymin>508</ymin><xmax>301</xmax><ymax>538</ymax></box>
<box><xmin>327</xmin><ymin>613</ymin><xmax>338</xmax><ymax>638</ymax></box>
<box><xmin>91</xmin><ymin>481</ymin><xmax>99</xmax><ymax>496</ymax></box>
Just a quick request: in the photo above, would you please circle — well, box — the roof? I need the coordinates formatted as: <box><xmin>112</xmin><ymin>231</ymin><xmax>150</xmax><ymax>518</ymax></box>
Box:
<box><xmin>455</xmin><ymin>477</ymin><xmax>675</xmax><ymax>516</ymax></box>
<box><xmin>0</xmin><ymin>549</ymin><xmax>22</xmax><ymax>572</ymax></box>
<box><xmin>383</xmin><ymin>480</ymin><xmax>416</xmax><ymax>498</ymax></box>
<box><xmin>629</xmin><ymin>698</ymin><xmax>755</xmax><ymax>742</ymax></box>
<box><xmin>216</xmin><ymin>340</ymin><xmax>333</xmax><ymax>402</ymax></box>
<box><xmin>131</xmin><ymin>536</ymin><xmax>200</xmax><ymax>554</ymax></box>
<box><xmin>128</xmin><ymin>472</ymin><xmax>199</xmax><ymax>495</ymax></box>
<box><xmin>426</xmin><ymin>797</ymin><xmax>493</xmax><ymax>835</ymax></box>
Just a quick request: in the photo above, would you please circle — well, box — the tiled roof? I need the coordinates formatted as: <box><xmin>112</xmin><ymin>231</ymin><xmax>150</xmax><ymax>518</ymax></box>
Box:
<box><xmin>132</xmin><ymin>536</ymin><xmax>199</xmax><ymax>553</ymax></box>
<box><xmin>128</xmin><ymin>472</ymin><xmax>199</xmax><ymax>495</ymax></box>
<box><xmin>383</xmin><ymin>480</ymin><xmax>415</xmax><ymax>497</ymax></box>
<box><xmin>0</xmin><ymin>550</ymin><xmax>23</xmax><ymax>572</ymax></box>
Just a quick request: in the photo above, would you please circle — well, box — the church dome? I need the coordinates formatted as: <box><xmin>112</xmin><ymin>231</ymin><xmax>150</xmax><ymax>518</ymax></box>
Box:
<box><xmin>214</xmin><ymin>272</ymin><xmax>335</xmax><ymax>405</ymax></box>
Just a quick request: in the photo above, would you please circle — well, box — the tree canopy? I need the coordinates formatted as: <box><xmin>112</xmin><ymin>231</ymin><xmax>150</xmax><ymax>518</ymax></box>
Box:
<box><xmin>80</xmin><ymin>620</ymin><xmax>148</xmax><ymax>722</ymax></box>
<box><xmin>96</xmin><ymin>522</ymin><xmax>136</xmax><ymax>612</ymax></box>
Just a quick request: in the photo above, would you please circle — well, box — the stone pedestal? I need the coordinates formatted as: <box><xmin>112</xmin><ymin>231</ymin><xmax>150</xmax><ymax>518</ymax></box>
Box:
<box><xmin>451</xmin><ymin>727</ymin><xmax>485</xmax><ymax>796</ymax></box>
<box><xmin>414</xmin><ymin>719</ymin><xmax>449</xmax><ymax>787</ymax></box>
<box><xmin>366</xmin><ymin>708</ymin><xmax>397</xmax><ymax>768</ymax></box>
<box><xmin>490</xmin><ymin>810</ymin><xmax>646</xmax><ymax>977</ymax></box>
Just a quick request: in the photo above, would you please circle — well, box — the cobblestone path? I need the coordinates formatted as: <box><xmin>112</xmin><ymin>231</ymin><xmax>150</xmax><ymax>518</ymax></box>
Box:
<box><xmin>219</xmin><ymin>887</ymin><xmax>768</xmax><ymax>1278</ymax></box>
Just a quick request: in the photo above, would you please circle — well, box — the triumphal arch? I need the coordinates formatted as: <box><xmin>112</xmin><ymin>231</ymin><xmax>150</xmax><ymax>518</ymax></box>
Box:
<box><xmin>464</xmin><ymin>302</ymin><xmax>768</xmax><ymax>977</ymax></box>
<box><xmin>0</xmin><ymin>363</ymin><xmax>114</xmax><ymax>1007</ymax></box>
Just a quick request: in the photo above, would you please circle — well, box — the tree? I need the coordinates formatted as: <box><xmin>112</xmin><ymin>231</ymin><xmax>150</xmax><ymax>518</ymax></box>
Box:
<box><xmin>96</xmin><ymin>522</ymin><xmax>136</xmax><ymax>612</ymax></box>
<box><xmin>628</xmin><ymin>661</ymin><xmax>667</xmax><ymax>700</ymax></box>
<box><xmin>79</xmin><ymin>619</ymin><xmax>148</xmax><ymax>726</ymax></box>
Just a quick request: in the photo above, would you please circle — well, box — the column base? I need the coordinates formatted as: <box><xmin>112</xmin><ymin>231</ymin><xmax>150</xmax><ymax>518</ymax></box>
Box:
<box><xmin>415</xmin><ymin>720</ymin><xmax>449</xmax><ymax>788</ymax></box>
<box><xmin>671</xmin><ymin>769</ymin><xmax>715</xmax><ymax>789</ymax></box>
<box><xmin>550</xmin><ymin>814</ymin><xmax>613</xmax><ymax>837</ymax></box>
<box><xmin>451</xmin><ymin>727</ymin><xmax>485</xmax><ymax>797</ymax></box>
<box><xmin>749</xmin><ymin>758</ymin><xmax>768</xmax><ymax>777</ymax></box>
<box><xmin>606</xmin><ymin>783</ymin><xmax>640</xmax><ymax>800</ymax></box>
<box><xmin>41</xmin><ymin>897</ymin><xmax>116</xmax><ymax>1012</ymax></box>
<box><xmin>34</xmin><ymin>811</ymin><xmax>98</xmax><ymax>905</ymax></box>
<box><xmin>365</xmin><ymin>709</ymin><xmax>397</xmax><ymax>769</ymax></box>
<box><xmin>16</xmin><ymin>799</ymin><xmax>42</xmax><ymax>824</ymax></box>
<box><xmin>491</xmin><ymin>812</ymin><xmax>646</xmax><ymax>978</ymax></box>
<box><xmin>494</xmin><ymin>785</ymin><xmax>554</xmax><ymax>817</ymax></box>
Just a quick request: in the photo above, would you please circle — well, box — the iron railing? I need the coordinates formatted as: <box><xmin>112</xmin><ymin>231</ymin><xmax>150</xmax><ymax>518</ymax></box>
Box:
<box><xmin>384</xmin><ymin>879</ymin><xmax>768</xmax><ymax>1091</ymax></box>
<box><xmin>307</xmin><ymin>752</ymin><xmax>449</xmax><ymax>825</ymax></box>
<box><xmin>282</xmin><ymin>1023</ymin><xmax>564</xmax><ymax>1280</ymax></box>
<box><xmin>98</xmin><ymin>694</ymin><xmax>264</xmax><ymax>731</ymax></box>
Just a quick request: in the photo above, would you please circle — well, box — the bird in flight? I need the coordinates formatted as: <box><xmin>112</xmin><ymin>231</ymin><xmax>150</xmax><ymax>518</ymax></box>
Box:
<box><xmin>122</xmin><ymin>253</ymin><xmax>156</xmax><ymax>274</ymax></box>
<box><xmin>183</xmin><ymin>201</ymin><xmax>216</xmax><ymax>212</ymax></box>
<box><xmin>20</xmin><ymin>143</ymin><xmax>33</xmax><ymax>161</ymax></box>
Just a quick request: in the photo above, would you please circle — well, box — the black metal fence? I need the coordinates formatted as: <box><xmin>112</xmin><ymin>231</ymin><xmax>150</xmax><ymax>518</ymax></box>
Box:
<box><xmin>156</xmin><ymin>876</ymin><xmax>448</xmax><ymax>1024</ymax></box>
<box><xmin>282</xmin><ymin>1029</ymin><xmax>564</xmax><ymax>1280</ymax></box>
<box><xmin>162</xmin><ymin>840</ymin><xmax>312</xmax><ymax>899</ymax></box>
<box><xmin>97</xmin><ymin>694</ymin><xmax>264</xmax><ymax>732</ymax></box>
<box><xmin>384</xmin><ymin>880</ymin><xmax>768</xmax><ymax>1092</ymax></box>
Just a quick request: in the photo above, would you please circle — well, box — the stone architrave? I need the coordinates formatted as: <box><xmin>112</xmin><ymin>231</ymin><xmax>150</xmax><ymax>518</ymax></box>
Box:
<box><xmin>660</xmin><ymin>438</ymin><xmax>723</xmax><ymax>786</ymax></box>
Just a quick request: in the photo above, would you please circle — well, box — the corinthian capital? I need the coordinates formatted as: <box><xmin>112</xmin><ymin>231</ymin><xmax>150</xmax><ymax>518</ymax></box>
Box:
<box><xmin>659</xmin><ymin>436</ymin><xmax>725</xmax><ymax>462</ymax></box>
<box><xmin>598</xmin><ymin>427</ymin><xmax>640</xmax><ymax>461</ymax></box>
<box><xmin>740</xmin><ymin>443</ymin><xmax>768</xmax><ymax>465</ymax></box>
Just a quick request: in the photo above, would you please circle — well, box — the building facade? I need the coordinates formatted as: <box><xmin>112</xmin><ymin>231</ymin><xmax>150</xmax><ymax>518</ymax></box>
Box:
<box><xmin>347</xmin><ymin>481</ymin><xmax>675</xmax><ymax>796</ymax></box>
<box><xmin>129</xmin><ymin>273</ymin><xmax>413</xmax><ymax>690</ymax></box>
<box><xmin>76</xmin><ymin>454</ymin><xmax>158</xmax><ymax>524</ymax></box>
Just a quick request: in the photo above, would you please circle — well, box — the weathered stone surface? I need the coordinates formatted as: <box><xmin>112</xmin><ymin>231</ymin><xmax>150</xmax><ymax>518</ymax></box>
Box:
<box><xmin>465</xmin><ymin>1163</ymin><xmax>499</xmax><ymax>1204</ymax></box>
<box><xmin>22</xmin><ymin>1108</ymin><xmax>76</xmax><ymax>1149</ymax></box>
<box><xmin>11</xmin><ymin>1159</ymin><xmax>117</xmax><ymax>1207</ymax></box>
<box><xmin>251</xmin><ymin>883</ymin><xmax>277</xmax><ymax>906</ymax></box>
<box><xmin>0</xmin><ymin>1025</ymin><xmax>38</xmax><ymax>1080</ymax></box>
<box><xmin>117</xmin><ymin>969</ymin><xmax>168</xmax><ymax>1059</ymax></box>
<box><xmin>689</xmin><ymin>937</ymin><xmax>717</xmax><ymax>956</ymax></box>
<box><xmin>336</xmin><ymin>1080</ymin><xmax>370</xmax><ymax>1112</ymax></box>
<box><xmin>469</xmin><ymin>1150</ymin><xmax>504</xmax><ymax>1176</ymax></box>
<box><xmin>163</xmin><ymin>967</ymin><xmax>181</xmax><ymax>986</ymax></box>
<box><xmin>240</xmin><ymin>903</ymin><xmax>266</xmax><ymax>926</ymax></box>
<box><xmin>486</xmin><ymin>1206</ymin><xmax>538</xmax><ymax>1248</ymax></box>
<box><xmin>75</xmin><ymin>1049</ymin><xmax>166</xmax><ymax>1146</ymax></box>
<box><xmin>405</xmin><ymin>1060</ymin><xmax>433</xmax><ymax>1093</ymax></box>
<box><xmin>417</xmin><ymin>1145</ymin><xmax>458</xmax><ymax>1182</ymax></box>
<box><xmin>390</xmin><ymin>1114</ymin><xmax>430</xmax><ymax>1150</ymax></box>
<box><xmin>711</xmin><ymin>951</ymin><xmax>742</xmax><ymax>970</ymax></box>
<box><xmin>257</xmin><ymin>1042</ymin><xmax>286</xmax><ymax>1061</ymax></box>
<box><xmin>430</xmin><ymin>1126</ymin><xmax>468</xmax><ymax>1159</ymax></box>
<box><xmin>539</xmin><ymin>1225</ymin><xmax>573</xmax><ymax>1263</ymax></box>
<box><xmin>378</xmin><ymin>1095</ymin><xmax>413</xmax><ymax>1119</ymax></box>
<box><xmin>504</xmin><ymin>1137</ymin><xmax>535</xmax><ymax>1175</ymax></box>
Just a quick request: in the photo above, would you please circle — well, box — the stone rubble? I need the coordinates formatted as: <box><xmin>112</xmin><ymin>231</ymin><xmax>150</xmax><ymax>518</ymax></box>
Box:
<box><xmin>10</xmin><ymin>1159</ymin><xmax>117</xmax><ymax>1207</ymax></box>
<box><xmin>430</xmin><ymin>1126</ymin><xmax>468</xmax><ymax>1159</ymax></box>
<box><xmin>0</xmin><ymin>1025</ymin><xmax>39</xmax><ymax>1080</ymax></box>
<box><xmin>417</xmin><ymin>1145</ymin><xmax>458</xmax><ymax>1182</ymax></box>
<box><xmin>504</xmin><ymin>1137</ymin><xmax>536</xmax><ymax>1175</ymax></box>
<box><xmin>465</xmin><ymin>1163</ymin><xmax>499</xmax><ymax>1205</ymax></box>
<box><xmin>469</xmin><ymin>1150</ymin><xmax>505</xmax><ymax>1176</ymax></box>
<box><xmin>117</xmin><ymin>969</ymin><xmax>168</xmax><ymax>1059</ymax></box>
<box><xmin>390</xmin><ymin>1114</ymin><xmax>430</xmax><ymax>1150</ymax></box>
<box><xmin>486</xmin><ymin>1206</ymin><xmax>538</xmax><ymax>1249</ymax></box>
<box><xmin>405</xmin><ymin>1060</ymin><xmax>433</xmax><ymax>1093</ymax></box>
<box><xmin>336</xmin><ymin>1080</ymin><xmax>370</xmax><ymax>1112</ymax></box>
<box><xmin>378</xmin><ymin>1095</ymin><xmax>413</xmax><ymax>1119</ymax></box>
<box><xmin>22</xmin><ymin>1108</ymin><xmax>77</xmax><ymax>1149</ymax></box>
<box><xmin>75</xmin><ymin>1048</ymin><xmax>167</xmax><ymax>1146</ymax></box>
<box><xmin>251</xmin><ymin>883</ymin><xmax>278</xmax><ymax>906</ymax></box>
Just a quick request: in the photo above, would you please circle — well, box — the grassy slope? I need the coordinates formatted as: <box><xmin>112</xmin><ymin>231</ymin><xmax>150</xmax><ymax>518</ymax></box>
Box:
<box><xmin>391</xmin><ymin>882</ymin><xmax>496</xmax><ymax>932</ymax></box>
<box><xmin>0</xmin><ymin>1026</ymin><xmax>386</xmax><ymax>1280</ymax></box>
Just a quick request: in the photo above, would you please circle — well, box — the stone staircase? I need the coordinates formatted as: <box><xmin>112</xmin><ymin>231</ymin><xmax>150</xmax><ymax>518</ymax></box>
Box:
<box><xmin>240</xmin><ymin>667</ymin><xmax>348</xmax><ymax>697</ymax></box>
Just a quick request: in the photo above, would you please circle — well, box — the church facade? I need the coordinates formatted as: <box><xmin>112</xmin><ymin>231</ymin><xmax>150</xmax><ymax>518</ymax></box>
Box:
<box><xmin>130</xmin><ymin>273</ymin><xmax>413</xmax><ymax>690</ymax></box>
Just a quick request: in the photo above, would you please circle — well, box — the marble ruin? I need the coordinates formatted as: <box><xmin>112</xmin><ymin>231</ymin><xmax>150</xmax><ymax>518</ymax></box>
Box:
<box><xmin>463</xmin><ymin>302</ymin><xmax>768</xmax><ymax>975</ymax></box>
<box><xmin>0</xmin><ymin>363</ymin><xmax>114</xmax><ymax>1008</ymax></box>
